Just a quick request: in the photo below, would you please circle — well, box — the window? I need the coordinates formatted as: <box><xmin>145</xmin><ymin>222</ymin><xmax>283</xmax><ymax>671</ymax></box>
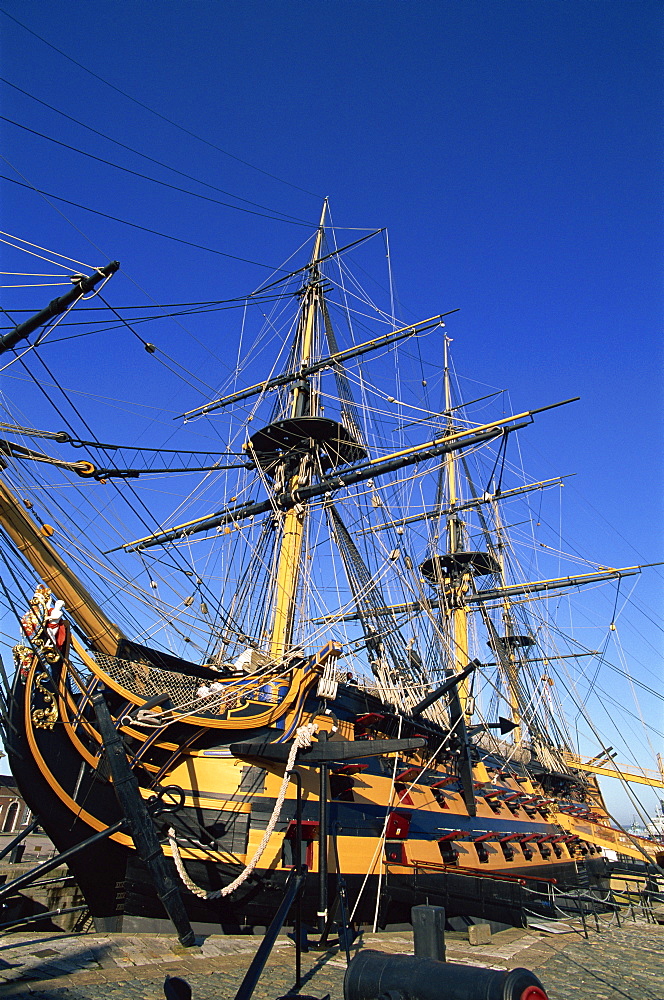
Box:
<box><xmin>3</xmin><ymin>801</ymin><xmax>19</xmax><ymax>832</ymax></box>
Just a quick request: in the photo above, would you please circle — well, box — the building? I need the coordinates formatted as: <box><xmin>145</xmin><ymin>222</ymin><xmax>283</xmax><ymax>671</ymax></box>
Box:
<box><xmin>0</xmin><ymin>773</ymin><xmax>56</xmax><ymax>863</ymax></box>
<box><xmin>0</xmin><ymin>774</ymin><xmax>31</xmax><ymax>834</ymax></box>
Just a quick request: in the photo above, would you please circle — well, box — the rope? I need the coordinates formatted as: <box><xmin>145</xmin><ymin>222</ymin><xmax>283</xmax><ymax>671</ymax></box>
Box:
<box><xmin>167</xmin><ymin>722</ymin><xmax>318</xmax><ymax>898</ymax></box>
<box><xmin>0</xmin><ymin>438</ymin><xmax>95</xmax><ymax>476</ymax></box>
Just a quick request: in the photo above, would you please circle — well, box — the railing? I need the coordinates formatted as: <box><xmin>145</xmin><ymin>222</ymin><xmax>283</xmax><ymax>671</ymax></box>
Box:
<box><xmin>389</xmin><ymin>856</ymin><xmax>559</xmax><ymax>886</ymax></box>
<box><xmin>387</xmin><ymin>854</ymin><xmax>663</xmax><ymax>935</ymax></box>
<box><xmin>521</xmin><ymin>858</ymin><xmax>664</xmax><ymax>937</ymax></box>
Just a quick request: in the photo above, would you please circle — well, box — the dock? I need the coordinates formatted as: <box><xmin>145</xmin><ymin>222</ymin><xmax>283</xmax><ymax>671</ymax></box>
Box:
<box><xmin>0</xmin><ymin>915</ymin><xmax>661</xmax><ymax>999</ymax></box>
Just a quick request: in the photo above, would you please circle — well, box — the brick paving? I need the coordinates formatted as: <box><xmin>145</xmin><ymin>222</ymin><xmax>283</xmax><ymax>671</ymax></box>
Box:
<box><xmin>0</xmin><ymin>915</ymin><xmax>660</xmax><ymax>999</ymax></box>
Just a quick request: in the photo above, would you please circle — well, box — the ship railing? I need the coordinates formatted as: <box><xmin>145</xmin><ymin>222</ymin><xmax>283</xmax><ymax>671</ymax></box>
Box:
<box><xmin>611</xmin><ymin>886</ymin><xmax>663</xmax><ymax>923</ymax></box>
<box><xmin>384</xmin><ymin>857</ymin><xmax>640</xmax><ymax>937</ymax></box>
<box><xmin>607</xmin><ymin>863</ymin><xmax>664</xmax><ymax>925</ymax></box>
<box><xmin>521</xmin><ymin>879</ymin><xmax>621</xmax><ymax>938</ymax></box>
<box><xmin>388</xmin><ymin>856</ymin><xmax>559</xmax><ymax>887</ymax></box>
<box><xmin>523</xmin><ymin>867</ymin><xmax>664</xmax><ymax>936</ymax></box>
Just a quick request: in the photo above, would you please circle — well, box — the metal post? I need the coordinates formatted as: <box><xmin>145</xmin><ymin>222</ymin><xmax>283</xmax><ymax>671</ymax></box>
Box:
<box><xmin>234</xmin><ymin>868</ymin><xmax>307</xmax><ymax>1000</ymax></box>
<box><xmin>337</xmin><ymin>876</ymin><xmax>352</xmax><ymax>964</ymax></box>
<box><xmin>318</xmin><ymin>732</ymin><xmax>328</xmax><ymax>935</ymax></box>
<box><xmin>292</xmin><ymin>770</ymin><xmax>304</xmax><ymax>990</ymax></box>
<box><xmin>412</xmin><ymin>905</ymin><xmax>446</xmax><ymax>962</ymax></box>
<box><xmin>0</xmin><ymin>818</ymin><xmax>40</xmax><ymax>863</ymax></box>
<box><xmin>0</xmin><ymin>819</ymin><xmax>125</xmax><ymax>902</ymax></box>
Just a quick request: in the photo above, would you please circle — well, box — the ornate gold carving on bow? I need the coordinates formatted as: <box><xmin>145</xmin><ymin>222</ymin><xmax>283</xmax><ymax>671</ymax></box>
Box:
<box><xmin>31</xmin><ymin>670</ymin><xmax>59</xmax><ymax>729</ymax></box>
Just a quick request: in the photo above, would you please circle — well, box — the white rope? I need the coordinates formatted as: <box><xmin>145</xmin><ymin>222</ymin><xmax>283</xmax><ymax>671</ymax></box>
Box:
<box><xmin>167</xmin><ymin>722</ymin><xmax>318</xmax><ymax>899</ymax></box>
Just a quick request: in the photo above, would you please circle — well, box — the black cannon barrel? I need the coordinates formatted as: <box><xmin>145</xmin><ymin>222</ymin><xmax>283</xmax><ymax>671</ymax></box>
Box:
<box><xmin>344</xmin><ymin>950</ymin><xmax>548</xmax><ymax>1000</ymax></box>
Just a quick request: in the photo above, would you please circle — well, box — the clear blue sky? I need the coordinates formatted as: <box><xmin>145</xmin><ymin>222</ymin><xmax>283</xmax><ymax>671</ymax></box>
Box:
<box><xmin>0</xmin><ymin>1</ymin><xmax>662</xmax><ymax>821</ymax></box>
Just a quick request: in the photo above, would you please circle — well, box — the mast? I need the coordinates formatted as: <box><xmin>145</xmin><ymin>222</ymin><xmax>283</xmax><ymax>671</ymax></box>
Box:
<box><xmin>419</xmin><ymin>338</ymin><xmax>502</xmax><ymax>717</ymax></box>
<box><xmin>0</xmin><ymin>478</ymin><xmax>124</xmax><ymax>655</ymax></box>
<box><xmin>492</xmin><ymin>501</ymin><xmax>527</xmax><ymax>742</ymax></box>
<box><xmin>268</xmin><ymin>202</ymin><xmax>327</xmax><ymax>660</ymax></box>
<box><xmin>441</xmin><ymin>337</ymin><xmax>471</xmax><ymax>715</ymax></box>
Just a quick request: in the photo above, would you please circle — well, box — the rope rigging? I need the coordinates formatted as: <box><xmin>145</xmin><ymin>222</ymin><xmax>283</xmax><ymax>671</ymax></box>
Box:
<box><xmin>168</xmin><ymin>722</ymin><xmax>318</xmax><ymax>898</ymax></box>
<box><xmin>0</xmin><ymin>206</ymin><xmax>659</xmax><ymax>866</ymax></box>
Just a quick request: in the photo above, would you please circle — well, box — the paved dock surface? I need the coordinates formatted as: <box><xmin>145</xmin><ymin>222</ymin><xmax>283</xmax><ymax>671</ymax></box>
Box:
<box><xmin>0</xmin><ymin>916</ymin><xmax>661</xmax><ymax>999</ymax></box>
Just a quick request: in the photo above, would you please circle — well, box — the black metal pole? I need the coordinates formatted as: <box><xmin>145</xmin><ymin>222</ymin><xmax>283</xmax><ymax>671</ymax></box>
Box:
<box><xmin>332</xmin><ymin>823</ymin><xmax>352</xmax><ymax>964</ymax></box>
<box><xmin>337</xmin><ymin>876</ymin><xmax>352</xmax><ymax>964</ymax></box>
<box><xmin>234</xmin><ymin>868</ymin><xmax>307</xmax><ymax>1000</ymax></box>
<box><xmin>318</xmin><ymin>732</ymin><xmax>328</xmax><ymax>936</ymax></box>
<box><xmin>0</xmin><ymin>262</ymin><xmax>120</xmax><ymax>354</ymax></box>
<box><xmin>91</xmin><ymin>688</ymin><xmax>195</xmax><ymax>947</ymax></box>
<box><xmin>0</xmin><ymin>904</ymin><xmax>88</xmax><ymax>931</ymax></box>
<box><xmin>293</xmin><ymin>769</ymin><xmax>304</xmax><ymax>989</ymax></box>
<box><xmin>410</xmin><ymin>661</ymin><xmax>479</xmax><ymax>718</ymax></box>
<box><xmin>0</xmin><ymin>819</ymin><xmax>125</xmax><ymax>903</ymax></box>
<box><xmin>446</xmin><ymin>664</ymin><xmax>477</xmax><ymax>817</ymax></box>
<box><xmin>0</xmin><ymin>818</ymin><xmax>40</xmax><ymax>863</ymax></box>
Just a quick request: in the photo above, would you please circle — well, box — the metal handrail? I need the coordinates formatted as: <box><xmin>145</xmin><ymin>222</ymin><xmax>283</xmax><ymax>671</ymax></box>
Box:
<box><xmin>387</xmin><ymin>857</ymin><xmax>559</xmax><ymax>886</ymax></box>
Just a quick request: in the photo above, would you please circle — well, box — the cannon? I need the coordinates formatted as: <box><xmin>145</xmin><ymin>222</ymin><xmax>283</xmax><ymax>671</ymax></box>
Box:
<box><xmin>344</xmin><ymin>950</ymin><xmax>547</xmax><ymax>1000</ymax></box>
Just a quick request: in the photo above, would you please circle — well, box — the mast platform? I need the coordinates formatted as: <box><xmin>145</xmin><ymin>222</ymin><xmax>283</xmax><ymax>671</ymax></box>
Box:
<box><xmin>247</xmin><ymin>416</ymin><xmax>366</xmax><ymax>475</ymax></box>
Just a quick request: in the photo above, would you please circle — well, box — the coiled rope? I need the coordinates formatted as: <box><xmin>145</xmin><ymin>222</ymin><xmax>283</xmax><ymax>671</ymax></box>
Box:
<box><xmin>167</xmin><ymin>722</ymin><xmax>318</xmax><ymax>899</ymax></box>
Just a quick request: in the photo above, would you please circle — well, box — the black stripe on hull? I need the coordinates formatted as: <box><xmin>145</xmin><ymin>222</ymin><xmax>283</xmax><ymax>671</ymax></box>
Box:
<box><xmin>6</xmin><ymin>678</ymin><xmax>129</xmax><ymax>919</ymax></box>
<box><xmin>7</xmin><ymin>672</ymin><xmax>611</xmax><ymax>934</ymax></box>
<box><xmin>118</xmin><ymin>853</ymin><xmax>609</xmax><ymax>933</ymax></box>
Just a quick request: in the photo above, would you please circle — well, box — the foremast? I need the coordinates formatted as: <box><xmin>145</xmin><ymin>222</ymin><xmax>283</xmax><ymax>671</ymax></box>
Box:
<box><xmin>442</xmin><ymin>335</ymin><xmax>471</xmax><ymax>716</ymax></box>
<box><xmin>268</xmin><ymin>202</ymin><xmax>327</xmax><ymax>660</ymax></box>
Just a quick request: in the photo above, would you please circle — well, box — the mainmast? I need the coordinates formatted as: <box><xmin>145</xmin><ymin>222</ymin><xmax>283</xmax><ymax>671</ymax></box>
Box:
<box><xmin>490</xmin><ymin>501</ymin><xmax>534</xmax><ymax>743</ymax></box>
<box><xmin>420</xmin><ymin>337</ymin><xmax>499</xmax><ymax>716</ymax></box>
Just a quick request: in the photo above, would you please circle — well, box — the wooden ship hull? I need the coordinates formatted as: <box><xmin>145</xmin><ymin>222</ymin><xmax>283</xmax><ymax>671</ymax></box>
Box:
<box><xmin>6</xmin><ymin>625</ymin><xmax>642</xmax><ymax>934</ymax></box>
<box><xmin>1</xmin><ymin>206</ymin><xmax>661</xmax><ymax>937</ymax></box>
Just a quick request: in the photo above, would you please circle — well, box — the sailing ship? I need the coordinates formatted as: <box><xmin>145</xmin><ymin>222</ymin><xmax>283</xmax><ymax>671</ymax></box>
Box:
<box><xmin>1</xmin><ymin>205</ymin><xmax>661</xmax><ymax>935</ymax></box>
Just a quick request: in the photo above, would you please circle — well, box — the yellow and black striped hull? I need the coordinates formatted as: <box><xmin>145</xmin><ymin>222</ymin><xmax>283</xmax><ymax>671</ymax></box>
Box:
<box><xmin>7</xmin><ymin>653</ymin><xmax>641</xmax><ymax>933</ymax></box>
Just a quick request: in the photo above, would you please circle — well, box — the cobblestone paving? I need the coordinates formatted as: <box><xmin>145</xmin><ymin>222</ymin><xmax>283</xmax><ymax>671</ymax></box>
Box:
<box><xmin>0</xmin><ymin>917</ymin><xmax>660</xmax><ymax>999</ymax></box>
<box><xmin>526</xmin><ymin>922</ymin><xmax>664</xmax><ymax>1000</ymax></box>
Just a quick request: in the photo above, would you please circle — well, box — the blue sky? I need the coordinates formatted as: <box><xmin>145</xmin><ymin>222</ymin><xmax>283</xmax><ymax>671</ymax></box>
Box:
<box><xmin>0</xmin><ymin>1</ymin><xmax>662</xmax><ymax>821</ymax></box>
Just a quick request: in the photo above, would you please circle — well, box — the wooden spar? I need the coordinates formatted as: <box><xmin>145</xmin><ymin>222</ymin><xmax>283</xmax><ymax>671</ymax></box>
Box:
<box><xmin>0</xmin><ymin>477</ymin><xmax>124</xmax><ymax>654</ymax></box>
<box><xmin>118</xmin><ymin>411</ymin><xmax>558</xmax><ymax>551</ymax></box>
<box><xmin>561</xmin><ymin>751</ymin><xmax>664</xmax><ymax>789</ymax></box>
<box><xmin>269</xmin><ymin>201</ymin><xmax>327</xmax><ymax>659</ymax></box>
<box><xmin>316</xmin><ymin>564</ymin><xmax>652</xmax><ymax>623</ymax></box>
<box><xmin>179</xmin><ymin>313</ymin><xmax>453</xmax><ymax>419</ymax></box>
<box><xmin>0</xmin><ymin>263</ymin><xmax>119</xmax><ymax>355</ymax></box>
<box><xmin>358</xmin><ymin>476</ymin><xmax>572</xmax><ymax>534</ymax></box>
<box><xmin>442</xmin><ymin>335</ymin><xmax>471</xmax><ymax>715</ymax></box>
